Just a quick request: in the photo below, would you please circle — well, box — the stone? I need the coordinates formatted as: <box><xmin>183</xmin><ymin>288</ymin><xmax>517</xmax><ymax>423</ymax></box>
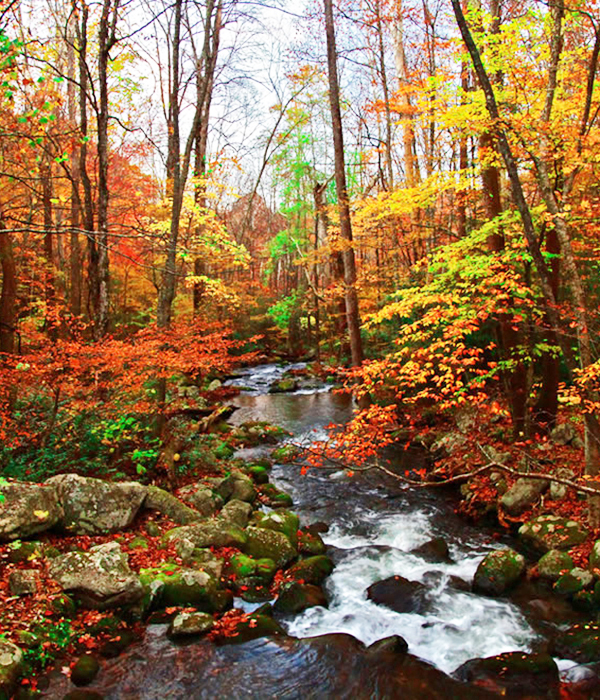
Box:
<box><xmin>429</xmin><ymin>432</ymin><xmax>466</xmax><ymax>456</ymax></box>
<box><xmin>71</xmin><ymin>655</ymin><xmax>100</xmax><ymax>687</ymax></box>
<box><xmin>224</xmin><ymin>554</ymin><xmax>276</xmax><ymax>591</ymax></box>
<box><xmin>537</xmin><ymin>549</ymin><xmax>573</xmax><ymax>581</ymax></box>
<box><xmin>287</xmin><ymin>555</ymin><xmax>334</xmax><ymax>586</ymax></box>
<box><xmin>550</xmin><ymin>422</ymin><xmax>577</xmax><ymax>446</ymax></box>
<box><xmin>207</xmin><ymin>379</ymin><xmax>222</xmax><ymax>392</ymax></box>
<box><xmin>168</xmin><ymin>611</ymin><xmax>215</xmax><ymax>638</ymax></box>
<box><xmin>229</xmin><ymin>472</ymin><xmax>256</xmax><ymax>503</ymax></box>
<box><xmin>270</xmin><ymin>444</ymin><xmax>301</xmax><ymax>463</ymax></box>
<box><xmin>472</xmin><ymin>548</ymin><xmax>525</xmax><ymax>596</ymax></box>
<box><xmin>554</xmin><ymin>568</ymin><xmax>594</xmax><ymax>596</ymax></box>
<box><xmin>256</xmin><ymin>510</ymin><xmax>300</xmax><ymax>548</ymax></box>
<box><xmin>247</xmin><ymin>465</ymin><xmax>269</xmax><ymax>484</ymax></box>
<box><xmin>9</xmin><ymin>569</ymin><xmax>37</xmax><ymax>596</ymax></box>
<box><xmin>269</xmin><ymin>378</ymin><xmax>298</xmax><ymax>393</ymax></box>
<box><xmin>139</xmin><ymin>564</ymin><xmax>228</xmax><ymax>612</ymax></box>
<box><xmin>0</xmin><ymin>639</ymin><xmax>23</xmax><ymax>697</ymax></box>
<box><xmin>410</xmin><ymin>537</ymin><xmax>452</xmax><ymax>563</ymax></box>
<box><xmin>367</xmin><ymin>636</ymin><xmax>409</xmax><ymax>655</ymax></box>
<box><xmin>145</xmin><ymin>521</ymin><xmax>161</xmax><ymax>538</ymax></box>
<box><xmin>176</xmin><ymin>484</ymin><xmax>222</xmax><ymax>517</ymax></box>
<box><xmin>552</xmin><ymin>622</ymin><xmax>600</xmax><ymax>662</ymax></box>
<box><xmin>518</xmin><ymin>515</ymin><xmax>588</xmax><ymax>554</ymax></box>
<box><xmin>0</xmin><ymin>481</ymin><xmax>63</xmax><ymax>542</ymax></box>
<box><xmin>454</xmin><ymin>652</ymin><xmax>559</xmax><ymax>698</ymax></box>
<box><xmin>213</xmin><ymin>612</ymin><xmax>286</xmax><ymax>645</ymax></box>
<box><xmin>298</xmin><ymin>529</ymin><xmax>326</xmax><ymax>555</ymax></box>
<box><xmin>243</xmin><ymin>527</ymin><xmax>297</xmax><ymax>568</ymax></box>
<box><xmin>589</xmin><ymin>540</ymin><xmax>600</xmax><ymax>573</ymax></box>
<box><xmin>274</xmin><ymin>581</ymin><xmax>327</xmax><ymax>614</ymax></box>
<box><xmin>367</xmin><ymin>575</ymin><xmax>429</xmax><ymax>614</ymax></box>
<box><xmin>219</xmin><ymin>499</ymin><xmax>253</xmax><ymax>527</ymax></box>
<box><xmin>144</xmin><ymin>485</ymin><xmax>201</xmax><ymax>525</ymax></box>
<box><xmin>259</xmin><ymin>483</ymin><xmax>294</xmax><ymax>508</ymax></box>
<box><xmin>47</xmin><ymin>474</ymin><xmax>146</xmax><ymax>535</ymax></box>
<box><xmin>49</xmin><ymin>542</ymin><xmax>143</xmax><ymax>610</ymax></box>
<box><xmin>203</xmin><ymin>475</ymin><xmax>235</xmax><ymax>501</ymax></box>
<box><xmin>6</xmin><ymin>540</ymin><xmax>45</xmax><ymax>564</ymax></box>
<box><xmin>164</xmin><ymin>520</ymin><xmax>248</xmax><ymax>550</ymax></box>
<box><xmin>500</xmin><ymin>478</ymin><xmax>548</xmax><ymax>516</ymax></box>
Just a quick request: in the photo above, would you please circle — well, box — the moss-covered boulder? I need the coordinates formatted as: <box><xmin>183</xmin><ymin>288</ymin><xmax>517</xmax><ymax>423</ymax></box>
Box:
<box><xmin>247</xmin><ymin>465</ymin><xmax>269</xmax><ymax>485</ymax></box>
<box><xmin>274</xmin><ymin>581</ymin><xmax>327</xmax><ymax>614</ymax></box>
<box><xmin>229</xmin><ymin>472</ymin><xmax>256</xmax><ymax>503</ymax></box>
<box><xmin>176</xmin><ymin>484</ymin><xmax>222</xmax><ymax>517</ymax></box>
<box><xmin>454</xmin><ymin>652</ymin><xmax>559</xmax><ymax>698</ymax></box>
<box><xmin>139</xmin><ymin>564</ymin><xmax>229</xmax><ymax>612</ymax></box>
<box><xmin>287</xmin><ymin>555</ymin><xmax>334</xmax><ymax>586</ymax></box>
<box><xmin>269</xmin><ymin>378</ymin><xmax>298</xmax><ymax>393</ymax></box>
<box><xmin>298</xmin><ymin>529</ymin><xmax>326</xmax><ymax>556</ymax></box>
<box><xmin>472</xmin><ymin>548</ymin><xmax>525</xmax><ymax>596</ymax></box>
<box><xmin>214</xmin><ymin>613</ymin><xmax>286</xmax><ymax>645</ymax></box>
<box><xmin>554</xmin><ymin>568</ymin><xmax>594</xmax><ymax>596</ymax></box>
<box><xmin>259</xmin><ymin>483</ymin><xmax>294</xmax><ymax>509</ymax></box>
<box><xmin>500</xmin><ymin>478</ymin><xmax>549</xmax><ymax>516</ymax></box>
<box><xmin>0</xmin><ymin>639</ymin><xmax>22</xmax><ymax>698</ymax></box>
<box><xmin>0</xmin><ymin>482</ymin><xmax>63</xmax><ymax>542</ymax></box>
<box><xmin>243</xmin><ymin>527</ymin><xmax>297</xmax><ymax>568</ymax></box>
<box><xmin>167</xmin><ymin>611</ymin><xmax>215</xmax><ymax>638</ymax></box>
<box><xmin>219</xmin><ymin>499</ymin><xmax>253</xmax><ymax>528</ymax></box>
<box><xmin>256</xmin><ymin>510</ymin><xmax>299</xmax><ymax>548</ymax></box>
<box><xmin>71</xmin><ymin>655</ymin><xmax>100</xmax><ymax>687</ymax></box>
<box><xmin>552</xmin><ymin>622</ymin><xmax>600</xmax><ymax>662</ymax></box>
<box><xmin>271</xmin><ymin>444</ymin><xmax>301</xmax><ymax>463</ymax></box>
<box><xmin>589</xmin><ymin>539</ymin><xmax>600</xmax><ymax>574</ymax></box>
<box><xmin>164</xmin><ymin>519</ymin><xmax>248</xmax><ymax>550</ymax></box>
<box><xmin>214</xmin><ymin>442</ymin><xmax>235</xmax><ymax>460</ymax></box>
<box><xmin>144</xmin><ymin>485</ymin><xmax>201</xmax><ymax>525</ymax></box>
<box><xmin>204</xmin><ymin>475</ymin><xmax>235</xmax><ymax>501</ymax></box>
<box><xmin>518</xmin><ymin>515</ymin><xmax>588</xmax><ymax>554</ymax></box>
<box><xmin>6</xmin><ymin>540</ymin><xmax>45</xmax><ymax>564</ymax></box>
<box><xmin>410</xmin><ymin>537</ymin><xmax>452</xmax><ymax>563</ymax></box>
<box><xmin>537</xmin><ymin>549</ymin><xmax>573</xmax><ymax>581</ymax></box>
<box><xmin>225</xmin><ymin>554</ymin><xmax>277</xmax><ymax>583</ymax></box>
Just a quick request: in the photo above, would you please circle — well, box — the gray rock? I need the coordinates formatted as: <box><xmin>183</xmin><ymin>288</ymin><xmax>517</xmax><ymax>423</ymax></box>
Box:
<box><xmin>501</xmin><ymin>478</ymin><xmax>548</xmax><ymax>516</ymax></box>
<box><xmin>537</xmin><ymin>550</ymin><xmax>574</xmax><ymax>581</ymax></box>
<box><xmin>0</xmin><ymin>481</ymin><xmax>63</xmax><ymax>542</ymax></box>
<box><xmin>9</xmin><ymin>569</ymin><xmax>37</xmax><ymax>596</ymax></box>
<box><xmin>430</xmin><ymin>432</ymin><xmax>466</xmax><ymax>455</ymax></box>
<box><xmin>49</xmin><ymin>542</ymin><xmax>143</xmax><ymax>609</ymax></box>
<box><xmin>207</xmin><ymin>379</ymin><xmax>222</xmax><ymax>392</ymax></box>
<box><xmin>0</xmin><ymin>639</ymin><xmax>23</xmax><ymax>695</ymax></box>
<box><xmin>230</xmin><ymin>472</ymin><xmax>256</xmax><ymax>503</ymax></box>
<box><xmin>550</xmin><ymin>422</ymin><xmax>577</xmax><ymax>446</ymax></box>
<box><xmin>177</xmin><ymin>484</ymin><xmax>222</xmax><ymax>516</ymax></box>
<box><xmin>589</xmin><ymin>540</ymin><xmax>600</xmax><ymax>573</ymax></box>
<box><xmin>220</xmin><ymin>499</ymin><xmax>253</xmax><ymax>527</ymax></box>
<box><xmin>519</xmin><ymin>515</ymin><xmax>588</xmax><ymax>554</ymax></box>
<box><xmin>244</xmin><ymin>527</ymin><xmax>297</xmax><ymax>568</ymax></box>
<box><xmin>473</xmin><ymin>549</ymin><xmax>525</xmax><ymax>595</ymax></box>
<box><xmin>47</xmin><ymin>474</ymin><xmax>146</xmax><ymax>534</ymax></box>
<box><xmin>204</xmin><ymin>475</ymin><xmax>235</xmax><ymax>501</ymax></box>
<box><xmin>168</xmin><ymin>611</ymin><xmax>215</xmax><ymax>638</ymax></box>
<box><xmin>164</xmin><ymin>519</ymin><xmax>248</xmax><ymax>549</ymax></box>
<box><xmin>144</xmin><ymin>485</ymin><xmax>201</xmax><ymax>525</ymax></box>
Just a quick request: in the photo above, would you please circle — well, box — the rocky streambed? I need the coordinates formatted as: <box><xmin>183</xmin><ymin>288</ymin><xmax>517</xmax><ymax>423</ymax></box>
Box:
<box><xmin>2</xmin><ymin>363</ymin><xmax>600</xmax><ymax>699</ymax></box>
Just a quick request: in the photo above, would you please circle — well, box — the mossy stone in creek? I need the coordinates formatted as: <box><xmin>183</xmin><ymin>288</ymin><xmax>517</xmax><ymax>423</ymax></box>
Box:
<box><xmin>226</xmin><ymin>554</ymin><xmax>277</xmax><ymax>583</ymax></box>
<box><xmin>537</xmin><ymin>549</ymin><xmax>573</xmax><ymax>581</ymax></box>
<box><xmin>139</xmin><ymin>564</ymin><xmax>225</xmax><ymax>611</ymax></box>
<box><xmin>274</xmin><ymin>581</ymin><xmax>327</xmax><ymax>614</ymax></box>
<box><xmin>214</xmin><ymin>613</ymin><xmax>286</xmax><ymax>645</ymax></box>
<box><xmin>297</xmin><ymin>530</ymin><xmax>326</xmax><ymax>556</ymax></box>
<box><xmin>256</xmin><ymin>510</ymin><xmax>299</xmax><ymax>548</ymax></box>
<box><xmin>240</xmin><ymin>583</ymin><xmax>274</xmax><ymax>603</ymax></box>
<box><xmin>552</xmin><ymin>622</ymin><xmax>600</xmax><ymax>662</ymax></box>
<box><xmin>163</xmin><ymin>520</ymin><xmax>248</xmax><ymax>550</ymax></box>
<box><xmin>259</xmin><ymin>483</ymin><xmax>294</xmax><ymax>509</ymax></box>
<box><xmin>454</xmin><ymin>652</ymin><xmax>559</xmax><ymax>698</ymax></box>
<box><xmin>243</xmin><ymin>527</ymin><xmax>297</xmax><ymax>568</ymax></box>
<box><xmin>247</xmin><ymin>466</ymin><xmax>269</xmax><ymax>485</ymax></box>
<box><xmin>270</xmin><ymin>444</ymin><xmax>301</xmax><ymax>463</ymax></box>
<box><xmin>410</xmin><ymin>537</ymin><xmax>452</xmax><ymax>564</ymax></box>
<box><xmin>589</xmin><ymin>540</ymin><xmax>600</xmax><ymax>573</ymax></box>
<box><xmin>554</xmin><ymin>568</ymin><xmax>594</xmax><ymax>596</ymax></box>
<box><xmin>167</xmin><ymin>611</ymin><xmax>215</xmax><ymax>639</ymax></box>
<box><xmin>71</xmin><ymin>655</ymin><xmax>100</xmax><ymax>687</ymax></box>
<box><xmin>472</xmin><ymin>548</ymin><xmax>525</xmax><ymax>596</ymax></box>
<box><xmin>287</xmin><ymin>555</ymin><xmax>334</xmax><ymax>586</ymax></box>
<box><xmin>518</xmin><ymin>515</ymin><xmax>588</xmax><ymax>554</ymax></box>
<box><xmin>367</xmin><ymin>635</ymin><xmax>409</xmax><ymax>655</ymax></box>
<box><xmin>214</xmin><ymin>442</ymin><xmax>235</xmax><ymax>460</ymax></box>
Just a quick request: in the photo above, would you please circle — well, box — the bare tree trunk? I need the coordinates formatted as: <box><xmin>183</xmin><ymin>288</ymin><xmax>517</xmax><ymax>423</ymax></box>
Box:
<box><xmin>0</xmin><ymin>221</ymin><xmax>17</xmax><ymax>355</ymax></box>
<box><xmin>323</xmin><ymin>0</ymin><xmax>363</xmax><ymax>367</ymax></box>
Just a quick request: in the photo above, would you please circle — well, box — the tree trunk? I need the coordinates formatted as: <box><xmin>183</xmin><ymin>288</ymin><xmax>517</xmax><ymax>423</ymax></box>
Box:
<box><xmin>0</xmin><ymin>221</ymin><xmax>17</xmax><ymax>355</ymax></box>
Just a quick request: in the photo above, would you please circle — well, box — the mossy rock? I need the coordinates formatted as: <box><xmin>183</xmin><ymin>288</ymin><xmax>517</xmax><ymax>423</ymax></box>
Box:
<box><xmin>552</xmin><ymin>622</ymin><xmax>600</xmax><ymax>662</ymax></box>
<box><xmin>518</xmin><ymin>515</ymin><xmax>588</xmax><ymax>554</ymax></box>
<box><xmin>145</xmin><ymin>521</ymin><xmax>161</xmax><ymax>538</ymax></box>
<box><xmin>554</xmin><ymin>568</ymin><xmax>594</xmax><ymax>597</ymax></box>
<box><xmin>219</xmin><ymin>500</ymin><xmax>253</xmax><ymax>528</ymax></box>
<box><xmin>256</xmin><ymin>510</ymin><xmax>299</xmax><ymax>548</ymax></box>
<box><xmin>215</xmin><ymin>442</ymin><xmax>235</xmax><ymax>460</ymax></box>
<box><xmin>163</xmin><ymin>520</ymin><xmax>247</xmax><ymax>550</ymax></box>
<box><xmin>243</xmin><ymin>527</ymin><xmax>297</xmax><ymax>568</ymax></box>
<box><xmin>298</xmin><ymin>530</ymin><xmax>326</xmax><ymax>556</ymax></box>
<box><xmin>259</xmin><ymin>483</ymin><xmax>293</xmax><ymax>509</ymax></box>
<box><xmin>269</xmin><ymin>378</ymin><xmax>298</xmax><ymax>394</ymax></box>
<box><xmin>537</xmin><ymin>550</ymin><xmax>573</xmax><ymax>581</ymax></box>
<box><xmin>167</xmin><ymin>611</ymin><xmax>215</xmax><ymax>638</ymax></box>
<box><xmin>239</xmin><ymin>584</ymin><xmax>274</xmax><ymax>603</ymax></box>
<box><xmin>214</xmin><ymin>613</ymin><xmax>286</xmax><ymax>645</ymax></box>
<box><xmin>71</xmin><ymin>655</ymin><xmax>100</xmax><ymax>687</ymax></box>
<box><xmin>139</xmin><ymin>564</ymin><xmax>225</xmax><ymax>612</ymax></box>
<box><xmin>271</xmin><ymin>445</ymin><xmax>301</xmax><ymax>463</ymax></box>
<box><xmin>572</xmin><ymin>590</ymin><xmax>598</xmax><ymax>613</ymax></box>
<box><xmin>287</xmin><ymin>555</ymin><xmax>334</xmax><ymax>586</ymax></box>
<box><xmin>50</xmin><ymin>593</ymin><xmax>77</xmax><ymax>618</ymax></box>
<box><xmin>247</xmin><ymin>466</ymin><xmax>269</xmax><ymax>485</ymax></box>
<box><xmin>129</xmin><ymin>537</ymin><xmax>149</xmax><ymax>550</ymax></box>
<box><xmin>225</xmin><ymin>554</ymin><xmax>277</xmax><ymax>582</ymax></box>
<box><xmin>7</xmin><ymin>541</ymin><xmax>44</xmax><ymax>564</ymax></box>
<box><xmin>99</xmin><ymin>629</ymin><xmax>136</xmax><ymax>659</ymax></box>
<box><xmin>274</xmin><ymin>581</ymin><xmax>327</xmax><ymax>614</ymax></box>
<box><xmin>472</xmin><ymin>549</ymin><xmax>525</xmax><ymax>596</ymax></box>
<box><xmin>229</xmin><ymin>472</ymin><xmax>256</xmax><ymax>503</ymax></box>
<box><xmin>589</xmin><ymin>540</ymin><xmax>600</xmax><ymax>573</ymax></box>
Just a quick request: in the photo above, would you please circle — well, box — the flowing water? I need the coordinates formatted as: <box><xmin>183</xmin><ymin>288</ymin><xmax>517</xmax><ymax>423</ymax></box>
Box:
<box><xmin>44</xmin><ymin>362</ymin><xmax>586</xmax><ymax>698</ymax></box>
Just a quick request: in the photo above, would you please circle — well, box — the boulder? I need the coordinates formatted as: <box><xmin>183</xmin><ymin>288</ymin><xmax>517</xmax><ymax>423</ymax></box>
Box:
<box><xmin>229</xmin><ymin>472</ymin><xmax>256</xmax><ymax>503</ymax></box>
<box><xmin>500</xmin><ymin>478</ymin><xmax>549</xmax><ymax>516</ymax></box>
<box><xmin>367</xmin><ymin>575</ymin><xmax>429</xmax><ymax>614</ymax></box>
<box><xmin>224</xmin><ymin>553</ymin><xmax>277</xmax><ymax>587</ymax></box>
<box><xmin>71</xmin><ymin>655</ymin><xmax>100</xmax><ymax>687</ymax></box>
<box><xmin>247</xmin><ymin>465</ymin><xmax>269</xmax><ymax>485</ymax></box>
<box><xmin>589</xmin><ymin>539</ymin><xmax>600</xmax><ymax>573</ymax></box>
<box><xmin>139</xmin><ymin>564</ymin><xmax>229</xmax><ymax>612</ymax></box>
<box><xmin>298</xmin><ymin>529</ymin><xmax>326</xmax><ymax>556</ymax></box>
<box><xmin>9</xmin><ymin>569</ymin><xmax>37</xmax><ymax>596</ymax></box>
<box><xmin>410</xmin><ymin>537</ymin><xmax>452</xmax><ymax>563</ymax></box>
<box><xmin>550</xmin><ymin>422</ymin><xmax>577</xmax><ymax>446</ymax></box>
<box><xmin>287</xmin><ymin>555</ymin><xmax>334</xmax><ymax>586</ymax></box>
<box><xmin>203</xmin><ymin>475</ymin><xmax>235</xmax><ymax>501</ymax></box>
<box><xmin>47</xmin><ymin>474</ymin><xmax>146</xmax><ymax>535</ymax></box>
<box><xmin>256</xmin><ymin>510</ymin><xmax>300</xmax><ymax>548</ymax></box>
<box><xmin>537</xmin><ymin>549</ymin><xmax>573</xmax><ymax>581</ymax></box>
<box><xmin>473</xmin><ymin>549</ymin><xmax>525</xmax><ymax>596</ymax></box>
<box><xmin>168</xmin><ymin>611</ymin><xmax>215</xmax><ymax>638</ymax></box>
<box><xmin>213</xmin><ymin>612</ymin><xmax>286</xmax><ymax>645</ymax></box>
<box><xmin>49</xmin><ymin>542</ymin><xmax>143</xmax><ymax>610</ymax></box>
<box><xmin>243</xmin><ymin>527</ymin><xmax>297</xmax><ymax>568</ymax></box>
<box><xmin>455</xmin><ymin>652</ymin><xmax>559</xmax><ymax>698</ymax></box>
<box><xmin>518</xmin><ymin>515</ymin><xmax>588</xmax><ymax>554</ymax></box>
<box><xmin>0</xmin><ymin>639</ymin><xmax>23</xmax><ymax>696</ymax></box>
<box><xmin>270</xmin><ymin>445</ymin><xmax>301</xmax><ymax>463</ymax></box>
<box><xmin>259</xmin><ymin>483</ymin><xmax>294</xmax><ymax>508</ymax></box>
<box><xmin>176</xmin><ymin>484</ymin><xmax>222</xmax><ymax>517</ymax></box>
<box><xmin>269</xmin><ymin>378</ymin><xmax>298</xmax><ymax>393</ymax></box>
<box><xmin>6</xmin><ymin>540</ymin><xmax>45</xmax><ymax>563</ymax></box>
<box><xmin>0</xmin><ymin>481</ymin><xmax>63</xmax><ymax>541</ymax></box>
<box><xmin>144</xmin><ymin>485</ymin><xmax>201</xmax><ymax>525</ymax></box>
<box><xmin>367</xmin><ymin>635</ymin><xmax>409</xmax><ymax>655</ymax></box>
<box><xmin>274</xmin><ymin>581</ymin><xmax>327</xmax><ymax>614</ymax></box>
<box><xmin>219</xmin><ymin>499</ymin><xmax>253</xmax><ymax>528</ymax></box>
<box><xmin>552</xmin><ymin>622</ymin><xmax>600</xmax><ymax>662</ymax></box>
<box><xmin>164</xmin><ymin>519</ymin><xmax>248</xmax><ymax>550</ymax></box>
<box><xmin>430</xmin><ymin>431</ymin><xmax>466</xmax><ymax>456</ymax></box>
<box><xmin>554</xmin><ymin>568</ymin><xmax>594</xmax><ymax>596</ymax></box>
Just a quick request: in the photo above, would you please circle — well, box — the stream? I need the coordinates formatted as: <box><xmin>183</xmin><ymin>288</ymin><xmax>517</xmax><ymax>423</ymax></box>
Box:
<box><xmin>44</xmin><ymin>363</ymin><xmax>589</xmax><ymax>698</ymax></box>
